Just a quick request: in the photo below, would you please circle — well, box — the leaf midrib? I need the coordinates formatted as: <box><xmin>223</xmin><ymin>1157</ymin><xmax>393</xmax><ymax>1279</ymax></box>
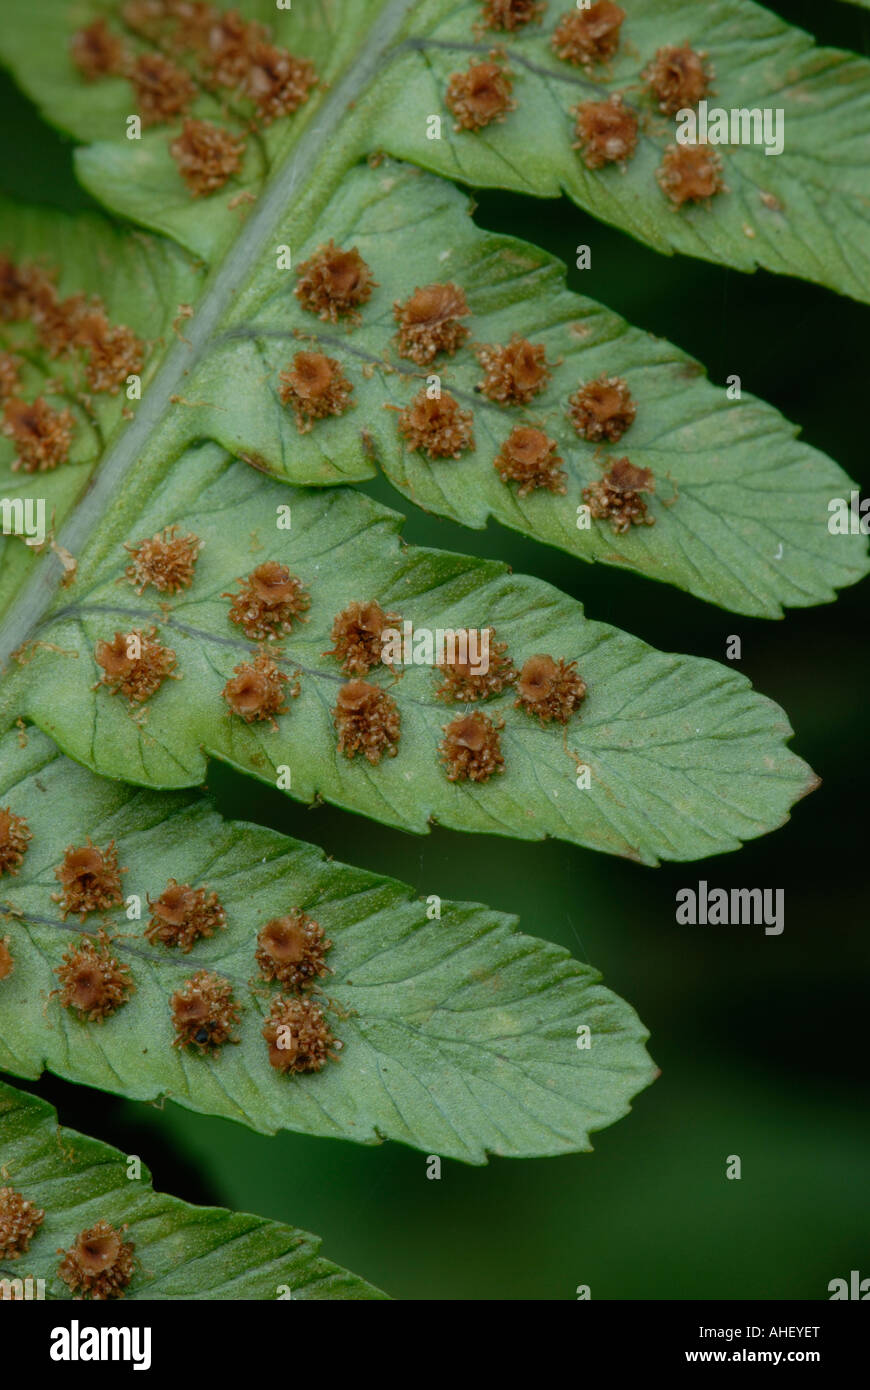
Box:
<box><xmin>0</xmin><ymin>0</ymin><xmax>418</xmax><ymax>673</ymax></box>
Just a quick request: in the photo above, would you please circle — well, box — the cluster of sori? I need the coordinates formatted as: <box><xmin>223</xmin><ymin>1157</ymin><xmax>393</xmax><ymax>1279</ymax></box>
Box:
<box><xmin>70</xmin><ymin>0</ymin><xmax>318</xmax><ymax>194</ymax></box>
<box><xmin>0</xmin><ymin>815</ymin><xmax>341</xmax><ymax>1076</ymax></box>
<box><xmin>97</xmin><ymin>528</ymin><xmax>590</xmax><ymax>777</ymax></box>
<box><xmin>282</xmin><ymin>236</ymin><xmax>656</xmax><ymax>531</ymax></box>
<box><xmin>0</xmin><ymin>254</ymin><xmax>143</xmax><ymax>471</ymax></box>
<box><xmin>0</xmin><ymin>1189</ymin><xmax>137</xmax><ymax>1301</ymax></box>
<box><xmin>465</xmin><ymin>2</ymin><xmax>724</xmax><ymax>207</ymax></box>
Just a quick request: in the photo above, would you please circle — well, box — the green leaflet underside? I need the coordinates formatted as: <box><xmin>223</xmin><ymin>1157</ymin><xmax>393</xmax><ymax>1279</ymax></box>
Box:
<box><xmin>0</xmin><ymin>1078</ymin><xmax>387</xmax><ymax>1297</ymax></box>
<box><xmin>0</xmin><ymin>455</ymin><xmax>816</xmax><ymax>863</ymax></box>
<box><xmin>0</xmin><ymin>728</ymin><xmax>655</xmax><ymax>1161</ymax></box>
<box><xmin>181</xmin><ymin>159</ymin><xmax>867</xmax><ymax>617</ymax></box>
<box><xmin>0</xmin><ymin>197</ymin><xmax>202</xmax><ymax>615</ymax></box>
<box><xmin>2</xmin><ymin>0</ymin><xmax>869</xmax><ymax>302</ymax></box>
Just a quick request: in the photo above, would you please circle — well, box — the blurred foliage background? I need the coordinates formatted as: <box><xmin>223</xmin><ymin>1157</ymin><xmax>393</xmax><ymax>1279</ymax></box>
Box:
<box><xmin>2</xmin><ymin>0</ymin><xmax>868</xmax><ymax>1300</ymax></box>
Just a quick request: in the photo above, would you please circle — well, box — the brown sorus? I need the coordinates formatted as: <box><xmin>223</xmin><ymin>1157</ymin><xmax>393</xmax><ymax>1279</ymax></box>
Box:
<box><xmin>515</xmin><ymin>654</ymin><xmax>587</xmax><ymax>725</ymax></box>
<box><xmin>262</xmin><ymin>995</ymin><xmax>340</xmax><ymax>1074</ymax></box>
<box><xmin>551</xmin><ymin>2</ymin><xmax>625</xmax><ymax>69</ymax></box>
<box><xmin>124</xmin><ymin>525</ymin><xmax>203</xmax><ymax>595</ymax></box>
<box><xmin>0</xmin><ymin>806</ymin><xmax>32</xmax><ymax>876</ymax></box>
<box><xmin>57</xmin><ymin>1221</ymin><xmax>136</xmax><ymax>1300</ymax></box>
<box><xmin>2</xmin><ymin>397</ymin><xmax>74</xmax><ymax>472</ymax></box>
<box><xmin>493</xmin><ymin>425</ymin><xmax>566</xmax><ymax>497</ymax></box>
<box><xmin>294</xmin><ymin>240</ymin><xmax>377</xmax><ymax>324</ymax></box>
<box><xmin>0</xmin><ymin>256</ymin><xmax>52</xmax><ymax>322</ymax></box>
<box><xmin>0</xmin><ymin>1187</ymin><xmax>45</xmax><ymax>1260</ymax></box>
<box><xmin>583</xmin><ymin>456</ymin><xmax>656</xmax><ymax>533</ymax></box>
<box><xmin>128</xmin><ymin>52</ymin><xmax>195</xmax><ymax>125</ymax></box>
<box><xmin>643</xmin><ymin>44</ymin><xmax>712</xmax><ymax>115</ymax></box>
<box><xmin>75</xmin><ymin>310</ymin><xmax>144</xmax><ymax>393</ymax></box>
<box><xmin>325</xmin><ymin>600</ymin><xmax>401</xmax><ymax>675</ymax></box>
<box><xmin>657</xmin><ymin>145</ymin><xmax>725</xmax><ymax>207</ymax></box>
<box><xmin>52</xmin><ymin>929</ymin><xmax>135</xmax><ymax>1021</ymax></box>
<box><xmin>439</xmin><ymin>711</ymin><xmax>505</xmax><ymax>783</ymax></box>
<box><xmin>475</xmin><ymin>335</ymin><xmax>551</xmax><ymax>404</ymax></box>
<box><xmin>224</xmin><ymin>561</ymin><xmax>310</xmax><ymax>639</ymax></box>
<box><xmin>573</xmin><ymin>94</ymin><xmax>638</xmax><ymax>169</ymax></box>
<box><xmin>70</xmin><ymin>19</ymin><xmax>126</xmax><ymax>80</ymax></box>
<box><xmin>243</xmin><ymin>42</ymin><xmax>317</xmax><ymax>124</ymax></box>
<box><xmin>53</xmin><ymin>842</ymin><xmax>126</xmax><ymax>921</ymax></box>
<box><xmin>94</xmin><ymin>628</ymin><xmax>178</xmax><ymax>704</ymax></box>
<box><xmin>170</xmin><ymin>118</ymin><xmax>245</xmax><ymax>195</ymax></box>
<box><xmin>146</xmin><ymin>879</ymin><xmax>226</xmax><ymax>952</ymax></box>
<box><xmin>333</xmin><ymin>679</ymin><xmax>400</xmax><ymax>765</ymax></box>
<box><xmin>194</xmin><ymin>7</ymin><xmax>268</xmax><ymax>86</ymax></box>
<box><xmin>446</xmin><ymin>61</ymin><xmax>515</xmax><ymax>133</ymax></box>
<box><xmin>393</xmin><ymin>283</ymin><xmax>470</xmax><ymax>365</ymax></box>
<box><xmin>396</xmin><ymin>389</ymin><xmax>474</xmax><ymax>460</ymax></box>
<box><xmin>222</xmin><ymin>652</ymin><xmax>295</xmax><ymax>728</ymax></box>
<box><xmin>170</xmin><ymin>969</ymin><xmax>241</xmax><ymax>1053</ymax></box>
<box><xmin>435</xmin><ymin>627</ymin><xmax>516</xmax><ymax>703</ymax></box>
<box><xmin>278</xmin><ymin>352</ymin><xmax>354</xmax><ymax>433</ymax></box>
<box><xmin>0</xmin><ymin>936</ymin><xmax>13</xmax><ymax>980</ymax></box>
<box><xmin>479</xmin><ymin>0</ymin><xmax>545</xmax><ymax>30</ymax></box>
<box><xmin>0</xmin><ymin>350</ymin><xmax>22</xmax><ymax>401</ymax></box>
<box><xmin>568</xmin><ymin>374</ymin><xmax>636</xmax><ymax>442</ymax></box>
<box><xmin>255</xmin><ymin>911</ymin><xmax>333</xmax><ymax>991</ymax></box>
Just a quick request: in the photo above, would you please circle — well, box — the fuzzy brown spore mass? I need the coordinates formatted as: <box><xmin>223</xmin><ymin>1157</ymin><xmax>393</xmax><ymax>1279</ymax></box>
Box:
<box><xmin>52</xmin><ymin>929</ymin><xmax>135</xmax><ymax>1021</ymax></box>
<box><xmin>129</xmin><ymin>52</ymin><xmax>195</xmax><ymax>125</ymax></box>
<box><xmin>393</xmin><ymin>283</ymin><xmax>470</xmax><ymax>365</ymax></box>
<box><xmin>446</xmin><ymin>61</ymin><xmax>515</xmax><ymax>132</ymax></box>
<box><xmin>396</xmin><ymin>390</ymin><xmax>475</xmax><ymax>459</ymax></box>
<box><xmin>224</xmin><ymin>562</ymin><xmax>310</xmax><ymax>639</ymax></box>
<box><xmin>573</xmin><ymin>94</ymin><xmax>638</xmax><ymax>169</ymax></box>
<box><xmin>515</xmin><ymin>654</ymin><xmax>587</xmax><ymax>725</ymax></box>
<box><xmin>222</xmin><ymin>653</ymin><xmax>295</xmax><ymax>728</ymax></box>
<box><xmin>2</xmin><ymin>396</ymin><xmax>74</xmax><ymax>472</ymax></box>
<box><xmin>568</xmin><ymin>374</ymin><xmax>636</xmax><ymax>442</ymax></box>
<box><xmin>70</xmin><ymin>19</ymin><xmax>126</xmax><ymax>80</ymax></box>
<box><xmin>333</xmin><ymin>680</ymin><xmax>400</xmax><ymax>764</ymax></box>
<box><xmin>294</xmin><ymin>241</ymin><xmax>377</xmax><ymax>324</ymax></box>
<box><xmin>493</xmin><ymin>425</ymin><xmax>566</xmax><ymax>497</ymax></box>
<box><xmin>75</xmin><ymin>310</ymin><xmax>144</xmax><ymax>393</ymax></box>
<box><xmin>475</xmin><ymin>335</ymin><xmax>551</xmax><ymax>404</ymax></box>
<box><xmin>57</xmin><ymin>1220</ymin><xmax>136</xmax><ymax>1300</ymax></box>
<box><xmin>53</xmin><ymin>842</ymin><xmax>126</xmax><ymax>921</ymax></box>
<box><xmin>262</xmin><ymin>996</ymin><xmax>340</xmax><ymax>1074</ymax></box>
<box><xmin>124</xmin><ymin>525</ymin><xmax>202</xmax><ymax>595</ymax></box>
<box><xmin>243</xmin><ymin>42</ymin><xmax>317</xmax><ymax>123</ymax></box>
<box><xmin>170</xmin><ymin>118</ymin><xmax>245</xmax><ymax>195</ymax></box>
<box><xmin>0</xmin><ymin>806</ymin><xmax>32</xmax><ymax>876</ymax></box>
<box><xmin>326</xmin><ymin>600</ymin><xmax>401</xmax><ymax>675</ymax></box>
<box><xmin>278</xmin><ymin>352</ymin><xmax>354</xmax><ymax>432</ymax></box>
<box><xmin>256</xmin><ymin>912</ymin><xmax>333</xmax><ymax>991</ymax></box>
<box><xmin>0</xmin><ymin>350</ymin><xmax>21</xmax><ymax>401</ymax></box>
<box><xmin>583</xmin><ymin>457</ymin><xmax>656</xmax><ymax>533</ymax></box>
<box><xmin>171</xmin><ymin>969</ymin><xmax>241</xmax><ymax>1053</ymax></box>
<box><xmin>657</xmin><ymin>145</ymin><xmax>725</xmax><ymax>206</ymax></box>
<box><xmin>0</xmin><ymin>1187</ymin><xmax>45</xmax><ymax>1260</ymax></box>
<box><xmin>551</xmin><ymin>2</ymin><xmax>624</xmax><ymax>69</ymax></box>
<box><xmin>95</xmin><ymin>628</ymin><xmax>178</xmax><ymax>704</ymax></box>
<box><xmin>0</xmin><ymin>936</ymin><xmax>13</xmax><ymax>980</ymax></box>
<box><xmin>435</xmin><ymin>627</ymin><xmax>516</xmax><ymax>703</ymax></box>
<box><xmin>146</xmin><ymin>879</ymin><xmax>226</xmax><ymax>952</ymax></box>
<box><xmin>643</xmin><ymin>44</ymin><xmax>712</xmax><ymax>115</ymax></box>
<box><xmin>479</xmin><ymin>0</ymin><xmax>545</xmax><ymax>30</ymax></box>
<box><xmin>439</xmin><ymin>711</ymin><xmax>505</xmax><ymax>783</ymax></box>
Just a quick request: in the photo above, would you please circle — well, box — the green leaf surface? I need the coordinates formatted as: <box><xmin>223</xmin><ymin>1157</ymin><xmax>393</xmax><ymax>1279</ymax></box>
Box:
<box><xmin>0</xmin><ymin>1078</ymin><xmax>386</xmax><ymax>1298</ymax></box>
<box><xmin>181</xmin><ymin>158</ymin><xmax>867</xmax><ymax>617</ymax></box>
<box><xmin>3</xmin><ymin>0</ymin><xmax>869</xmax><ymax>303</ymax></box>
<box><xmin>0</xmin><ymin>196</ymin><xmax>201</xmax><ymax>614</ymax></box>
<box><xmin>0</xmin><ymin>727</ymin><xmax>656</xmax><ymax>1161</ymax></box>
<box><xmin>0</xmin><ymin>450</ymin><xmax>816</xmax><ymax>863</ymax></box>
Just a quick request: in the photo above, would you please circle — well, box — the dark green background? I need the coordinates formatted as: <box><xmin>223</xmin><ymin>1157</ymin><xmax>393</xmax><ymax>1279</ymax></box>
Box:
<box><xmin>3</xmin><ymin>0</ymin><xmax>867</xmax><ymax>1300</ymax></box>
